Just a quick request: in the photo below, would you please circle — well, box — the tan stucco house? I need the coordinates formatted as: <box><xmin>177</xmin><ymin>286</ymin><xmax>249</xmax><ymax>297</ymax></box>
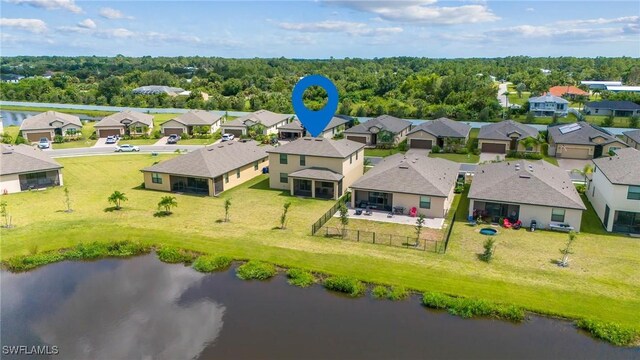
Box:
<box><xmin>220</xmin><ymin>110</ymin><xmax>290</xmax><ymax>137</ymax></box>
<box><xmin>547</xmin><ymin>122</ymin><xmax>627</xmax><ymax>159</ymax></box>
<box><xmin>477</xmin><ymin>120</ymin><xmax>540</xmax><ymax>154</ymax></box>
<box><xmin>350</xmin><ymin>154</ymin><xmax>459</xmax><ymax>218</ymax></box>
<box><xmin>469</xmin><ymin>160</ymin><xmax>586</xmax><ymax>230</ymax></box>
<box><xmin>406</xmin><ymin>117</ymin><xmax>471</xmax><ymax>149</ymax></box>
<box><xmin>0</xmin><ymin>144</ymin><xmax>63</xmax><ymax>194</ymax></box>
<box><xmin>94</xmin><ymin>110</ymin><xmax>154</xmax><ymax>138</ymax></box>
<box><xmin>623</xmin><ymin>130</ymin><xmax>640</xmax><ymax>150</ymax></box>
<box><xmin>587</xmin><ymin>148</ymin><xmax>640</xmax><ymax>234</ymax></box>
<box><xmin>141</xmin><ymin>141</ymin><xmax>270</xmax><ymax>196</ymax></box>
<box><xmin>19</xmin><ymin>111</ymin><xmax>82</xmax><ymax>142</ymax></box>
<box><xmin>160</xmin><ymin>110</ymin><xmax>223</xmax><ymax>136</ymax></box>
<box><xmin>343</xmin><ymin>115</ymin><xmax>412</xmax><ymax>146</ymax></box>
<box><xmin>267</xmin><ymin>137</ymin><xmax>364</xmax><ymax>200</ymax></box>
<box><xmin>278</xmin><ymin>117</ymin><xmax>348</xmax><ymax>140</ymax></box>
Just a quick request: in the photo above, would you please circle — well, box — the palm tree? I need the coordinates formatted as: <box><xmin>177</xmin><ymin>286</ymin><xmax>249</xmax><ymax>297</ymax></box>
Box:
<box><xmin>108</xmin><ymin>191</ymin><xmax>128</xmax><ymax>210</ymax></box>
<box><xmin>571</xmin><ymin>164</ymin><xmax>593</xmax><ymax>185</ymax></box>
<box><xmin>158</xmin><ymin>196</ymin><xmax>178</xmax><ymax>214</ymax></box>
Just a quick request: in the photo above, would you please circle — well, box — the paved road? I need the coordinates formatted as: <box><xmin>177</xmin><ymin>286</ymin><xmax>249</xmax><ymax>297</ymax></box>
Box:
<box><xmin>48</xmin><ymin>144</ymin><xmax>205</xmax><ymax>158</ymax></box>
<box><xmin>497</xmin><ymin>82</ymin><xmax>510</xmax><ymax>107</ymax></box>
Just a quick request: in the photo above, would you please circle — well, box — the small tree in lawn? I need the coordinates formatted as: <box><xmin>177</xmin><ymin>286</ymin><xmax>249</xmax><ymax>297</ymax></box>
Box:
<box><xmin>516</xmin><ymin>83</ymin><xmax>526</xmax><ymax>98</ymax></box>
<box><xmin>280</xmin><ymin>201</ymin><xmax>291</xmax><ymax>229</ymax></box>
<box><xmin>0</xmin><ymin>200</ymin><xmax>11</xmax><ymax>228</ymax></box>
<box><xmin>559</xmin><ymin>231</ymin><xmax>577</xmax><ymax>267</ymax></box>
<box><xmin>338</xmin><ymin>202</ymin><xmax>349</xmax><ymax>238</ymax></box>
<box><xmin>479</xmin><ymin>238</ymin><xmax>496</xmax><ymax>262</ymax></box>
<box><xmin>602</xmin><ymin>114</ymin><xmax>614</xmax><ymax>127</ymax></box>
<box><xmin>571</xmin><ymin>164</ymin><xmax>593</xmax><ymax>185</ymax></box>
<box><xmin>525</xmin><ymin>111</ymin><xmax>535</xmax><ymax>124</ymax></box>
<box><xmin>108</xmin><ymin>191</ymin><xmax>128</xmax><ymax>210</ymax></box>
<box><xmin>629</xmin><ymin>115</ymin><xmax>639</xmax><ymax>129</ymax></box>
<box><xmin>415</xmin><ymin>214</ymin><xmax>425</xmax><ymax>246</ymax></box>
<box><xmin>224</xmin><ymin>198</ymin><xmax>232</xmax><ymax>222</ymax></box>
<box><xmin>63</xmin><ymin>187</ymin><xmax>73</xmax><ymax>213</ymax></box>
<box><xmin>157</xmin><ymin>196</ymin><xmax>177</xmax><ymax>215</ymax></box>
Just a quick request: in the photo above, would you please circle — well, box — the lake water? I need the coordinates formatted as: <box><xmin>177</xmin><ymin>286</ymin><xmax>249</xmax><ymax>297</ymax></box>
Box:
<box><xmin>2</xmin><ymin>255</ymin><xmax>638</xmax><ymax>360</ymax></box>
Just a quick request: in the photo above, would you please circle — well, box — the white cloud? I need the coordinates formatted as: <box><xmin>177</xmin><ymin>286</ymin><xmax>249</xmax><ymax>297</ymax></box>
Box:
<box><xmin>526</xmin><ymin>7</ymin><xmax>534</xmax><ymax>12</ymax></box>
<box><xmin>278</xmin><ymin>20</ymin><xmax>402</xmax><ymax>37</ymax></box>
<box><xmin>99</xmin><ymin>7</ymin><xmax>133</xmax><ymax>20</ymax></box>
<box><xmin>95</xmin><ymin>27</ymin><xmax>135</xmax><ymax>39</ymax></box>
<box><xmin>78</xmin><ymin>18</ymin><xmax>96</xmax><ymax>29</ymax></box>
<box><xmin>5</xmin><ymin>0</ymin><xmax>81</xmax><ymax>13</ymax></box>
<box><xmin>0</xmin><ymin>17</ymin><xmax>47</xmax><ymax>33</ymax></box>
<box><xmin>323</xmin><ymin>0</ymin><xmax>499</xmax><ymax>25</ymax></box>
<box><xmin>556</xmin><ymin>16</ymin><xmax>639</xmax><ymax>27</ymax></box>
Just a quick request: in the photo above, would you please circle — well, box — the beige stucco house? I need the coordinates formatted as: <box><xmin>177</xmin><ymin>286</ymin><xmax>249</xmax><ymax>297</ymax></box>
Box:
<box><xmin>267</xmin><ymin>137</ymin><xmax>364</xmax><ymax>200</ymax></box>
<box><xmin>19</xmin><ymin>111</ymin><xmax>82</xmax><ymax>142</ymax></box>
<box><xmin>0</xmin><ymin>144</ymin><xmax>63</xmax><ymax>194</ymax></box>
<box><xmin>469</xmin><ymin>160</ymin><xmax>586</xmax><ymax>230</ymax></box>
<box><xmin>547</xmin><ymin>122</ymin><xmax>627</xmax><ymax>159</ymax></box>
<box><xmin>587</xmin><ymin>148</ymin><xmax>640</xmax><ymax>234</ymax></box>
<box><xmin>477</xmin><ymin>120</ymin><xmax>540</xmax><ymax>154</ymax></box>
<box><xmin>350</xmin><ymin>153</ymin><xmax>459</xmax><ymax>218</ymax></box>
<box><xmin>94</xmin><ymin>110</ymin><xmax>154</xmax><ymax>138</ymax></box>
<box><xmin>142</xmin><ymin>141</ymin><xmax>270</xmax><ymax>196</ymax></box>
<box><xmin>623</xmin><ymin>130</ymin><xmax>640</xmax><ymax>150</ymax></box>
<box><xmin>344</xmin><ymin>115</ymin><xmax>412</xmax><ymax>146</ymax></box>
<box><xmin>220</xmin><ymin>110</ymin><xmax>290</xmax><ymax>137</ymax></box>
<box><xmin>160</xmin><ymin>110</ymin><xmax>223</xmax><ymax>136</ymax></box>
<box><xmin>406</xmin><ymin>117</ymin><xmax>471</xmax><ymax>149</ymax></box>
<box><xmin>278</xmin><ymin>117</ymin><xmax>348</xmax><ymax>140</ymax></box>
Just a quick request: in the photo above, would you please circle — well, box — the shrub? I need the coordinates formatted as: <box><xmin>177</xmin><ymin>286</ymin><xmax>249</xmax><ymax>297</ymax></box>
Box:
<box><xmin>372</xmin><ymin>285</ymin><xmax>388</xmax><ymax>299</ymax></box>
<box><xmin>421</xmin><ymin>291</ymin><xmax>524</xmax><ymax>322</ymax></box>
<box><xmin>192</xmin><ymin>255</ymin><xmax>232</xmax><ymax>272</ymax></box>
<box><xmin>431</xmin><ymin>145</ymin><xmax>441</xmax><ymax>153</ymax></box>
<box><xmin>156</xmin><ymin>246</ymin><xmax>195</xmax><ymax>263</ymax></box>
<box><xmin>576</xmin><ymin>319</ymin><xmax>640</xmax><ymax>346</ymax></box>
<box><xmin>286</xmin><ymin>268</ymin><xmax>315</xmax><ymax>287</ymax></box>
<box><xmin>397</xmin><ymin>139</ymin><xmax>408</xmax><ymax>152</ymax></box>
<box><xmin>14</xmin><ymin>136</ymin><xmax>27</xmax><ymax>145</ymax></box>
<box><xmin>89</xmin><ymin>132</ymin><xmax>97</xmax><ymax>140</ymax></box>
<box><xmin>1</xmin><ymin>133</ymin><xmax>13</xmax><ymax>144</ymax></box>
<box><xmin>324</xmin><ymin>275</ymin><xmax>365</xmax><ymax>297</ymax></box>
<box><xmin>479</xmin><ymin>238</ymin><xmax>496</xmax><ymax>262</ymax></box>
<box><xmin>455</xmin><ymin>147</ymin><xmax>469</xmax><ymax>154</ymax></box>
<box><xmin>575</xmin><ymin>184</ymin><xmax>586</xmax><ymax>194</ymax></box>
<box><xmin>152</xmin><ymin>130</ymin><xmax>163</xmax><ymax>139</ymax></box>
<box><xmin>373</xmin><ymin>285</ymin><xmax>409</xmax><ymax>300</ymax></box>
<box><xmin>236</xmin><ymin>260</ymin><xmax>276</xmax><ymax>280</ymax></box>
<box><xmin>180</xmin><ymin>132</ymin><xmax>191</xmax><ymax>140</ymax></box>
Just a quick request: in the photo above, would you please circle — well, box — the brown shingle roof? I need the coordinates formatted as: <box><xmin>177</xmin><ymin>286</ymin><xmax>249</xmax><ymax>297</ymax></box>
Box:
<box><xmin>94</xmin><ymin>110</ymin><xmax>153</xmax><ymax>128</ymax></box>
<box><xmin>408</xmin><ymin>117</ymin><xmax>471</xmax><ymax>138</ymax></box>
<box><xmin>0</xmin><ymin>144</ymin><xmax>62</xmax><ymax>176</ymax></box>
<box><xmin>592</xmin><ymin>148</ymin><xmax>640</xmax><ymax>186</ymax></box>
<box><xmin>478</xmin><ymin>120</ymin><xmax>539</xmax><ymax>141</ymax></box>
<box><xmin>289</xmin><ymin>167</ymin><xmax>344</xmax><ymax>181</ymax></box>
<box><xmin>19</xmin><ymin>111</ymin><xmax>82</xmax><ymax>131</ymax></box>
<box><xmin>168</xmin><ymin>110</ymin><xmax>222</xmax><ymax>126</ymax></box>
<box><xmin>267</xmin><ymin>137</ymin><xmax>364</xmax><ymax>159</ymax></box>
<box><xmin>222</xmin><ymin>110</ymin><xmax>290</xmax><ymax>128</ymax></box>
<box><xmin>548</xmin><ymin>121</ymin><xmax>622</xmax><ymax>146</ymax></box>
<box><xmin>344</xmin><ymin>115</ymin><xmax>412</xmax><ymax>135</ymax></box>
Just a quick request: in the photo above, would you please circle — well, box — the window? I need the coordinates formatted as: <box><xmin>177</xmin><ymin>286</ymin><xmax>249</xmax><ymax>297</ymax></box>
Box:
<box><xmin>628</xmin><ymin>186</ymin><xmax>640</xmax><ymax>200</ymax></box>
<box><xmin>254</xmin><ymin>162</ymin><xmax>259</xmax><ymax>171</ymax></box>
<box><xmin>551</xmin><ymin>208</ymin><xmax>565</xmax><ymax>222</ymax></box>
<box><xmin>280</xmin><ymin>153</ymin><xmax>288</xmax><ymax>165</ymax></box>
<box><xmin>300</xmin><ymin>155</ymin><xmax>306</xmax><ymax>166</ymax></box>
<box><xmin>280</xmin><ymin>173</ymin><xmax>288</xmax><ymax>184</ymax></box>
<box><xmin>236</xmin><ymin>169</ymin><xmax>240</xmax><ymax>178</ymax></box>
<box><xmin>419</xmin><ymin>196</ymin><xmax>431</xmax><ymax>209</ymax></box>
<box><xmin>224</xmin><ymin>173</ymin><xmax>229</xmax><ymax>183</ymax></box>
<box><xmin>135</xmin><ymin>126</ymin><xmax>143</xmax><ymax>133</ymax></box>
<box><xmin>151</xmin><ymin>173</ymin><xmax>162</xmax><ymax>184</ymax></box>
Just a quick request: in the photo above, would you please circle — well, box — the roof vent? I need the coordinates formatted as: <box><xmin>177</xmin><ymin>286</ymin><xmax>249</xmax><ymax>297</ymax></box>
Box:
<box><xmin>314</xmin><ymin>138</ymin><xmax>323</xmax><ymax>142</ymax></box>
<box><xmin>303</xmin><ymin>138</ymin><xmax>312</xmax><ymax>141</ymax></box>
<box><xmin>515</xmin><ymin>164</ymin><xmax>521</xmax><ymax>171</ymax></box>
<box><xmin>519</xmin><ymin>174</ymin><xmax>531</xmax><ymax>179</ymax></box>
<box><xmin>399</xmin><ymin>165</ymin><xmax>409</xmax><ymax>169</ymax></box>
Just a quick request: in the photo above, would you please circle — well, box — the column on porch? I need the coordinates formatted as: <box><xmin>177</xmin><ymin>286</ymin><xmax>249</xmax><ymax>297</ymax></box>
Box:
<box><xmin>208</xmin><ymin>179</ymin><xmax>215</xmax><ymax>197</ymax></box>
<box><xmin>333</xmin><ymin>182</ymin><xmax>338</xmax><ymax>200</ymax></box>
<box><xmin>311</xmin><ymin>180</ymin><xmax>316</xmax><ymax>198</ymax></box>
<box><xmin>289</xmin><ymin>179</ymin><xmax>295</xmax><ymax>196</ymax></box>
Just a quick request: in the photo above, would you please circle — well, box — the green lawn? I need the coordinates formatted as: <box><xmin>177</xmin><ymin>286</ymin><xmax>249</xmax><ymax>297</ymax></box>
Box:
<box><xmin>429</xmin><ymin>152</ymin><xmax>479</xmax><ymax>163</ymax></box>
<box><xmin>1</xmin><ymin>155</ymin><xmax>639</xmax><ymax>330</ymax></box>
<box><xmin>364</xmin><ymin>148</ymin><xmax>404</xmax><ymax>157</ymax></box>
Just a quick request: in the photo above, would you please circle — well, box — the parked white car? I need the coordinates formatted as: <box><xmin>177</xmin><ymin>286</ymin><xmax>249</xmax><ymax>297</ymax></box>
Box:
<box><xmin>37</xmin><ymin>137</ymin><xmax>50</xmax><ymax>149</ymax></box>
<box><xmin>115</xmin><ymin>144</ymin><xmax>140</xmax><ymax>152</ymax></box>
<box><xmin>221</xmin><ymin>133</ymin><xmax>235</xmax><ymax>141</ymax></box>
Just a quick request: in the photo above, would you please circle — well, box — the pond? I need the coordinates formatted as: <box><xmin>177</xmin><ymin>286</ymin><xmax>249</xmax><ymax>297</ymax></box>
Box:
<box><xmin>2</xmin><ymin>255</ymin><xmax>638</xmax><ymax>360</ymax></box>
<box><xmin>1</xmin><ymin>110</ymin><xmax>100</xmax><ymax>127</ymax></box>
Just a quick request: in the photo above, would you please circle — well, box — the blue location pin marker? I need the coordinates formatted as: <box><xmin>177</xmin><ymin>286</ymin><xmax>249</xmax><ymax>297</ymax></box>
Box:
<box><xmin>291</xmin><ymin>74</ymin><xmax>339</xmax><ymax>137</ymax></box>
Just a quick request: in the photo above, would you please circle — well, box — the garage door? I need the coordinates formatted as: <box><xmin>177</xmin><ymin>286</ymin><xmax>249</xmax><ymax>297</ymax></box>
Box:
<box><xmin>559</xmin><ymin>146</ymin><xmax>591</xmax><ymax>159</ymax></box>
<box><xmin>410</xmin><ymin>139</ymin><xmax>432</xmax><ymax>149</ymax></box>
<box><xmin>163</xmin><ymin>128</ymin><xmax>184</xmax><ymax>136</ymax></box>
<box><xmin>26</xmin><ymin>132</ymin><xmax>51</xmax><ymax>142</ymax></box>
<box><xmin>346</xmin><ymin>136</ymin><xmax>367</xmax><ymax>144</ymax></box>
<box><xmin>98</xmin><ymin>129</ymin><xmax>121</xmax><ymax>138</ymax></box>
<box><xmin>481</xmin><ymin>142</ymin><xmax>506</xmax><ymax>153</ymax></box>
<box><xmin>223</xmin><ymin>129</ymin><xmax>243</xmax><ymax>137</ymax></box>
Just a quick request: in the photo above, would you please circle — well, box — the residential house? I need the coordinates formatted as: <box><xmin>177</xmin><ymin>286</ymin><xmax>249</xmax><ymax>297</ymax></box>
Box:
<box><xmin>0</xmin><ymin>144</ymin><xmax>63</xmax><ymax>194</ymax></box>
<box><xmin>580</xmin><ymin>81</ymin><xmax>622</xmax><ymax>90</ymax></box>
<box><xmin>343</xmin><ymin>115</ymin><xmax>412</xmax><ymax>146</ymax></box>
<box><xmin>19</xmin><ymin>111</ymin><xmax>82</xmax><ymax>142</ymax></box>
<box><xmin>94</xmin><ymin>110</ymin><xmax>154</xmax><ymax>138</ymax></box>
<box><xmin>547</xmin><ymin>122</ymin><xmax>627</xmax><ymax>159</ymax></box>
<box><xmin>547</xmin><ymin>86</ymin><xmax>588</xmax><ymax>99</ymax></box>
<box><xmin>132</xmin><ymin>85</ymin><xmax>190</xmax><ymax>96</ymax></box>
<box><xmin>469</xmin><ymin>160</ymin><xmax>586</xmax><ymax>230</ymax></box>
<box><xmin>477</xmin><ymin>120</ymin><xmax>540</xmax><ymax>154</ymax></box>
<box><xmin>587</xmin><ymin>148</ymin><xmax>640</xmax><ymax>234</ymax></box>
<box><xmin>623</xmin><ymin>130</ymin><xmax>640</xmax><ymax>150</ymax></box>
<box><xmin>278</xmin><ymin>117</ymin><xmax>348</xmax><ymax>140</ymax></box>
<box><xmin>220</xmin><ymin>110</ymin><xmax>290</xmax><ymax>138</ymax></box>
<box><xmin>583</xmin><ymin>100</ymin><xmax>640</xmax><ymax>117</ymax></box>
<box><xmin>267</xmin><ymin>137</ymin><xmax>364</xmax><ymax>200</ymax></box>
<box><xmin>350</xmin><ymin>154</ymin><xmax>459</xmax><ymax>218</ymax></box>
<box><xmin>528</xmin><ymin>94</ymin><xmax>569</xmax><ymax>117</ymax></box>
<box><xmin>405</xmin><ymin>117</ymin><xmax>471</xmax><ymax>149</ymax></box>
<box><xmin>141</xmin><ymin>141</ymin><xmax>270</xmax><ymax>196</ymax></box>
<box><xmin>160</xmin><ymin>110</ymin><xmax>223</xmax><ymax>136</ymax></box>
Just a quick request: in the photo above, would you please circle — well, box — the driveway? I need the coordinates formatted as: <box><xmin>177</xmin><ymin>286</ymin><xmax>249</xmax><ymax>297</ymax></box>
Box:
<box><xmin>497</xmin><ymin>82</ymin><xmax>510</xmax><ymax>107</ymax></box>
<box><xmin>93</xmin><ymin>137</ymin><xmax>117</xmax><ymax>148</ymax></box>
<box><xmin>406</xmin><ymin>149</ymin><xmax>430</xmax><ymax>157</ymax></box>
<box><xmin>479</xmin><ymin>152</ymin><xmax>505</xmax><ymax>163</ymax></box>
<box><xmin>557</xmin><ymin>158</ymin><xmax>592</xmax><ymax>172</ymax></box>
<box><xmin>153</xmin><ymin>136</ymin><xmax>169</xmax><ymax>146</ymax></box>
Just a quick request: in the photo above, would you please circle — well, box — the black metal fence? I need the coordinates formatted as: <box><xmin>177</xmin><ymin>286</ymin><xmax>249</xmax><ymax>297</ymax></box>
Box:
<box><xmin>441</xmin><ymin>215</ymin><xmax>456</xmax><ymax>253</ymax></box>
<box><xmin>317</xmin><ymin>226</ymin><xmax>440</xmax><ymax>253</ymax></box>
<box><xmin>311</xmin><ymin>194</ymin><xmax>349</xmax><ymax>235</ymax></box>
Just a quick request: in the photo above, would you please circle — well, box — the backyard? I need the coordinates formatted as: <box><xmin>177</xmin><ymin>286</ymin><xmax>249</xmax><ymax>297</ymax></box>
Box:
<box><xmin>0</xmin><ymin>154</ymin><xmax>639</xmax><ymax>330</ymax></box>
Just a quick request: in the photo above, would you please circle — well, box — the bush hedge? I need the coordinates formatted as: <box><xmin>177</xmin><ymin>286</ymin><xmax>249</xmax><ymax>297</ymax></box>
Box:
<box><xmin>323</xmin><ymin>275</ymin><xmax>365</xmax><ymax>297</ymax></box>
<box><xmin>236</xmin><ymin>260</ymin><xmax>277</xmax><ymax>280</ymax></box>
<box><xmin>192</xmin><ymin>255</ymin><xmax>232</xmax><ymax>272</ymax></box>
<box><xmin>156</xmin><ymin>246</ymin><xmax>195</xmax><ymax>263</ymax></box>
<box><xmin>372</xmin><ymin>285</ymin><xmax>409</xmax><ymax>300</ymax></box>
<box><xmin>286</xmin><ymin>268</ymin><xmax>315</xmax><ymax>287</ymax></box>
<box><xmin>421</xmin><ymin>291</ymin><xmax>524</xmax><ymax>322</ymax></box>
<box><xmin>576</xmin><ymin>319</ymin><xmax>640</xmax><ymax>346</ymax></box>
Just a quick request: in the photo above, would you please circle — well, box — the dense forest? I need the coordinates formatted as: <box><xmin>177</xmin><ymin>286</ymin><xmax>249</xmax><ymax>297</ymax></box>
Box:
<box><xmin>1</xmin><ymin>56</ymin><xmax>639</xmax><ymax>120</ymax></box>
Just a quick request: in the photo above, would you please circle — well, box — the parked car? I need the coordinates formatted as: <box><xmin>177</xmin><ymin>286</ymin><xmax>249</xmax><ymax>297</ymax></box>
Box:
<box><xmin>115</xmin><ymin>144</ymin><xmax>140</xmax><ymax>152</ymax></box>
<box><xmin>221</xmin><ymin>133</ymin><xmax>235</xmax><ymax>141</ymax></box>
<box><xmin>167</xmin><ymin>134</ymin><xmax>180</xmax><ymax>144</ymax></box>
<box><xmin>37</xmin><ymin>137</ymin><xmax>50</xmax><ymax>149</ymax></box>
<box><xmin>105</xmin><ymin>136</ymin><xmax>118</xmax><ymax>144</ymax></box>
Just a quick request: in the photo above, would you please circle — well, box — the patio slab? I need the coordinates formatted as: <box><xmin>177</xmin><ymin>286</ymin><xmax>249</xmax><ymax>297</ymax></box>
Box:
<box><xmin>335</xmin><ymin>209</ymin><xmax>444</xmax><ymax>229</ymax></box>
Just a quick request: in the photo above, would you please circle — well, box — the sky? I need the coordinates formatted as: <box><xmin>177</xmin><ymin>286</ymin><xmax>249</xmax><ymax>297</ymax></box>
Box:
<box><xmin>1</xmin><ymin>0</ymin><xmax>639</xmax><ymax>58</ymax></box>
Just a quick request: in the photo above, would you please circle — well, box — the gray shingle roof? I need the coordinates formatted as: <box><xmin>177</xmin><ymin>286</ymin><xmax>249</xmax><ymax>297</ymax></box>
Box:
<box><xmin>585</xmin><ymin>100</ymin><xmax>640</xmax><ymax>111</ymax></box>
<box><xmin>19</xmin><ymin>111</ymin><xmax>82</xmax><ymax>131</ymax></box>
<box><xmin>142</xmin><ymin>141</ymin><xmax>271</xmax><ymax>179</ymax></box>
<box><xmin>222</xmin><ymin>110</ymin><xmax>290</xmax><ymax>128</ymax></box>
<box><xmin>289</xmin><ymin>167</ymin><xmax>344</xmax><ymax>181</ymax></box>
<box><xmin>166</xmin><ymin>110</ymin><xmax>222</xmax><ymax>126</ymax></box>
<box><xmin>280</xmin><ymin>117</ymin><xmax>348</xmax><ymax>132</ymax></box>
<box><xmin>548</xmin><ymin>121</ymin><xmax>621</xmax><ymax>146</ymax></box>
<box><xmin>344</xmin><ymin>115</ymin><xmax>412</xmax><ymax>135</ymax></box>
<box><xmin>350</xmin><ymin>153</ymin><xmax>459</xmax><ymax>197</ymax></box>
<box><xmin>408</xmin><ymin>117</ymin><xmax>471</xmax><ymax>138</ymax></box>
<box><xmin>469</xmin><ymin>160</ymin><xmax>585</xmax><ymax>210</ymax></box>
<box><xmin>592</xmin><ymin>148</ymin><xmax>640</xmax><ymax>186</ymax></box>
<box><xmin>624</xmin><ymin>129</ymin><xmax>640</xmax><ymax>144</ymax></box>
<box><xmin>478</xmin><ymin>120</ymin><xmax>539</xmax><ymax>141</ymax></box>
<box><xmin>528</xmin><ymin>94</ymin><xmax>569</xmax><ymax>104</ymax></box>
<box><xmin>94</xmin><ymin>110</ymin><xmax>153</xmax><ymax>128</ymax></box>
<box><xmin>0</xmin><ymin>144</ymin><xmax>62</xmax><ymax>176</ymax></box>
<box><xmin>268</xmin><ymin>137</ymin><xmax>364</xmax><ymax>158</ymax></box>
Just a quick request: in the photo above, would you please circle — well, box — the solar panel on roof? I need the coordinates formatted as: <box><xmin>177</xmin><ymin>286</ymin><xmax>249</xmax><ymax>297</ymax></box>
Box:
<box><xmin>558</xmin><ymin>123</ymin><xmax>581</xmax><ymax>134</ymax></box>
